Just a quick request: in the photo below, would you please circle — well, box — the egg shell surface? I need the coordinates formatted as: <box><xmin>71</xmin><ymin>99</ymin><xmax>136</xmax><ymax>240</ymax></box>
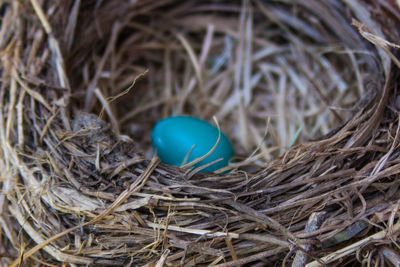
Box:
<box><xmin>151</xmin><ymin>116</ymin><xmax>234</xmax><ymax>172</ymax></box>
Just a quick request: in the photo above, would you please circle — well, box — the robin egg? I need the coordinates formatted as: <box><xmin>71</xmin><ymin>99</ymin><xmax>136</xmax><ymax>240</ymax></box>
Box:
<box><xmin>151</xmin><ymin>116</ymin><xmax>234</xmax><ymax>172</ymax></box>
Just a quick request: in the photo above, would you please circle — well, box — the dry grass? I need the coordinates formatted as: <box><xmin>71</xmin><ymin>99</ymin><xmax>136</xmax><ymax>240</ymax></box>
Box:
<box><xmin>1</xmin><ymin>0</ymin><xmax>400</xmax><ymax>266</ymax></box>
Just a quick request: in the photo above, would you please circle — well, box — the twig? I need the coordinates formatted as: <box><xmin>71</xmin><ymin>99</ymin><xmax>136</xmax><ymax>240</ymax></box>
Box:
<box><xmin>155</xmin><ymin>249</ymin><xmax>170</xmax><ymax>267</ymax></box>
<box><xmin>292</xmin><ymin>212</ymin><xmax>326</xmax><ymax>267</ymax></box>
<box><xmin>146</xmin><ymin>222</ymin><xmax>239</xmax><ymax>239</ymax></box>
<box><xmin>381</xmin><ymin>247</ymin><xmax>400</xmax><ymax>266</ymax></box>
<box><xmin>306</xmin><ymin>220</ymin><xmax>400</xmax><ymax>267</ymax></box>
<box><xmin>213</xmin><ymin>247</ymin><xmax>286</xmax><ymax>267</ymax></box>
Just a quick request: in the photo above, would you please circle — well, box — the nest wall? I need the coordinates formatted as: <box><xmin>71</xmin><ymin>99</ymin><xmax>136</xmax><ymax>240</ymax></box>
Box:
<box><xmin>1</xmin><ymin>0</ymin><xmax>400</xmax><ymax>266</ymax></box>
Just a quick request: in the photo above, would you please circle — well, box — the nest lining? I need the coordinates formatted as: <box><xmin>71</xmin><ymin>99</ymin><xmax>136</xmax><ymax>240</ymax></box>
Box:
<box><xmin>1</xmin><ymin>0</ymin><xmax>400</xmax><ymax>266</ymax></box>
<box><xmin>66</xmin><ymin>0</ymin><xmax>383</xmax><ymax>164</ymax></box>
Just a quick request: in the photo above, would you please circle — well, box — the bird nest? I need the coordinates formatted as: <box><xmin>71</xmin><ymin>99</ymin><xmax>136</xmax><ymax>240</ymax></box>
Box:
<box><xmin>1</xmin><ymin>0</ymin><xmax>400</xmax><ymax>266</ymax></box>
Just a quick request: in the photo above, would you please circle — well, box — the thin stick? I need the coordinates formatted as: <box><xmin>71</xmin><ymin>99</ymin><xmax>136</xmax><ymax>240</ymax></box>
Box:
<box><xmin>94</xmin><ymin>87</ymin><xmax>120</xmax><ymax>135</ymax></box>
<box><xmin>155</xmin><ymin>249</ymin><xmax>170</xmax><ymax>267</ymax></box>
<box><xmin>146</xmin><ymin>222</ymin><xmax>239</xmax><ymax>239</ymax></box>
<box><xmin>292</xmin><ymin>212</ymin><xmax>326</xmax><ymax>267</ymax></box>
<box><xmin>306</xmin><ymin>220</ymin><xmax>400</xmax><ymax>267</ymax></box>
<box><xmin>381</xmin><ymin>247</ymin><xmax>400</xmax><ymax>266</ymax></box>
<box><xmin>213</xmin><ymin>247</ymin><xmax>286</xmax><ymax>267</ymax></box>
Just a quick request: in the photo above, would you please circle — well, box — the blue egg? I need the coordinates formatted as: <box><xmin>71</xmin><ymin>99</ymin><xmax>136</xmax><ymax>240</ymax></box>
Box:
<box><xmin>151</xmin><ymin>116</ymin><xmax>234</xmax><ymax>172</ymax></box>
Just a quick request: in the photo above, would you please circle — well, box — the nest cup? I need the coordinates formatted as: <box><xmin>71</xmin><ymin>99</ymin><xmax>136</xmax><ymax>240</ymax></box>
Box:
<box><xmin>1</xmin><ymin>0</ymin><xmax>400</xmax><ymax>266</ymax></box>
